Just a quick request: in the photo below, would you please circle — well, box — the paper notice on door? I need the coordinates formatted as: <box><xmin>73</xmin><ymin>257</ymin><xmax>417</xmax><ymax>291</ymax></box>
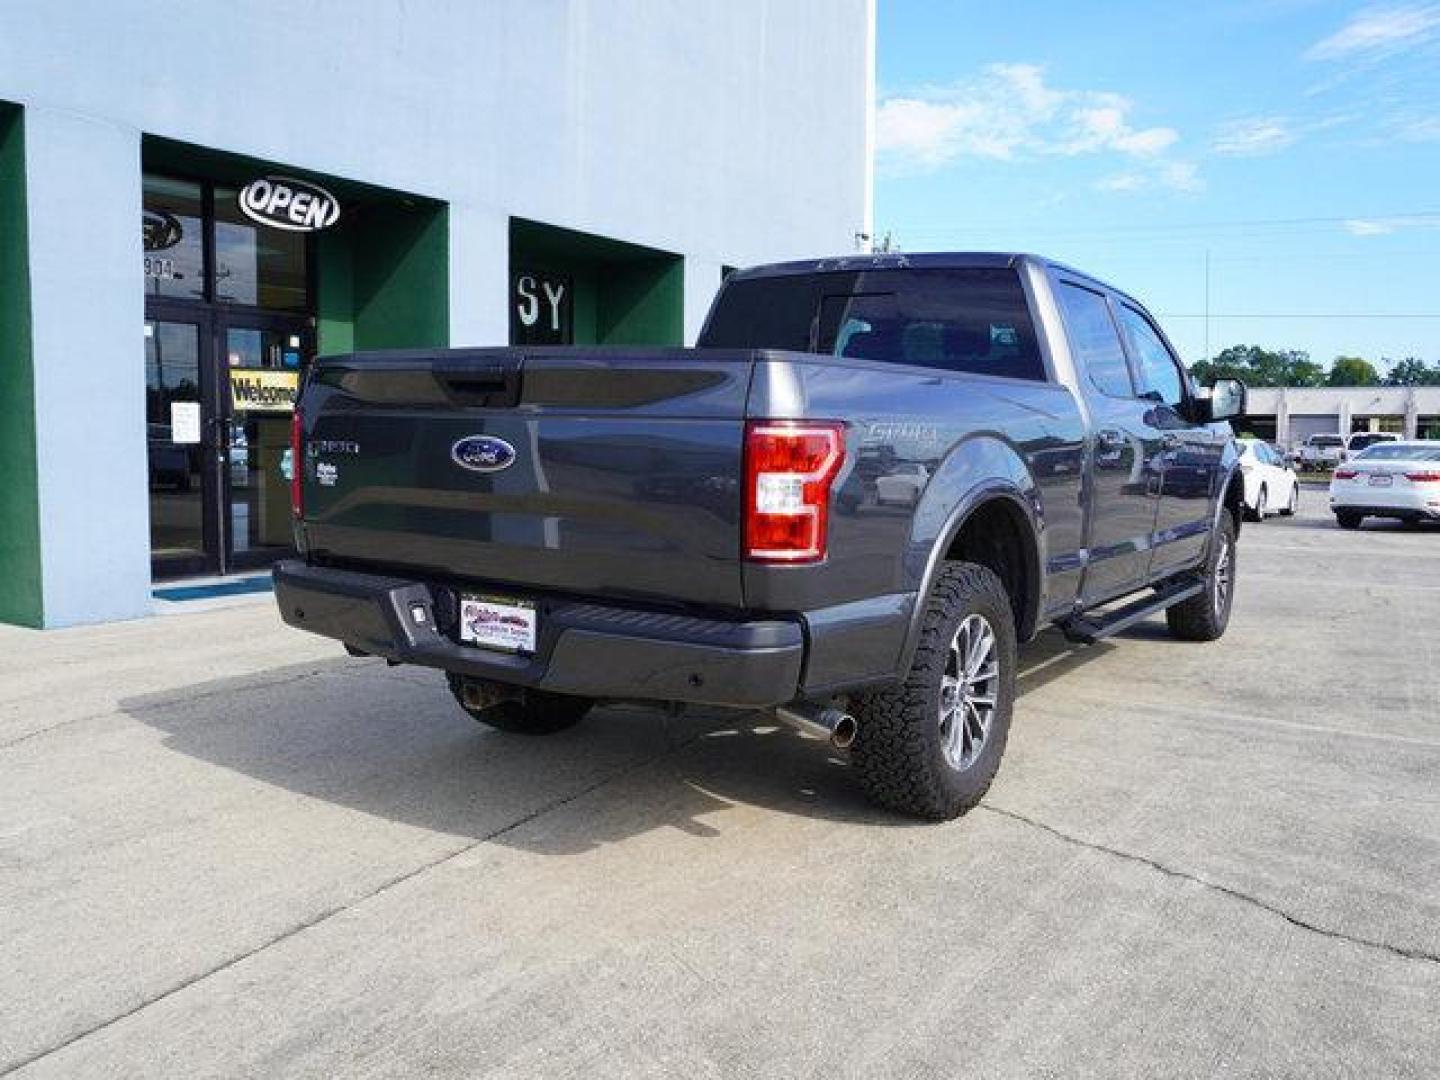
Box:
<box><xmin>170</xmin><ymin>401</ymin><xmax>201</xmax><ymax>445</ymax></box>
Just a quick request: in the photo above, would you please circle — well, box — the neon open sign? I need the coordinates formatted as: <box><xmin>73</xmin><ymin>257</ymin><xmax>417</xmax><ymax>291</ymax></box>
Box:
<box><xmin>238</xmin><ymin>175</ymin><xmax>341</xmax><ymax>232</ymax></box>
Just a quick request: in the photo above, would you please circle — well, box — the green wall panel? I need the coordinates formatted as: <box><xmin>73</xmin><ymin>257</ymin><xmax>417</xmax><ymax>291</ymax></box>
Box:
<box><xmin>317</xmin><ymin>202</ymin><xmax>449</xmax><ymax>353</ymax></box>
<box><xmin>598</xmin><ymin>257</ymin><xmax>684</xmax><ymax>346</ymax></box>
<box><xmin>0</xmin><ymin>104</ymin><xmax>42</xmax><ymax>627</ymax></box>
<box><xmin>353</xmin><ymin>203</ymin><xmax>449</xmax><ymax>350</ymax></box>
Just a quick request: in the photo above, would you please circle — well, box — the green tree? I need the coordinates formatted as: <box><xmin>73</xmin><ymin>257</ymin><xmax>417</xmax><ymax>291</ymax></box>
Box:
<box><xmin>1190</xmin><ymin>345</ymin><xmax>1325</xmax><ymax>388</ymax></box>
<box><xmin>1384</xmin><ymin>356</ymin><xmax>1440</xmax><ymax>386</ymax></box>
<box><xmin>1327</xmin><ymin>355</ymin><xmax>1380</xmax><ymax>387</ymax></box>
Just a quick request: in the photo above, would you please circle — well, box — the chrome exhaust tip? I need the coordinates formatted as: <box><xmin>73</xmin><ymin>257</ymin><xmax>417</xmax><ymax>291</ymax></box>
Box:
<box><xmin>773</xmin><ymin>703</ymin><xmax>858</xmax><ymax>750</ymax></box>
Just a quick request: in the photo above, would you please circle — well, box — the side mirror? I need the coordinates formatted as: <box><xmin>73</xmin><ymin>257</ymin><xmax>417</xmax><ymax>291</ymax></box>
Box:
<box><xmin>1203</xmin><ymin>378</ymin><xmax>1246</xmax><ymax>422</ymax></box>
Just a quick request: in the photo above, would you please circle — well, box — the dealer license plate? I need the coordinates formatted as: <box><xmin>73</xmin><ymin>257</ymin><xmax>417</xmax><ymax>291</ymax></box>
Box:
<box><xmin>458</xmin><ymin>595</ymin><xmax>537</xmax><ymax>654</ymax></box>
<box><xmin>1369</xmin><ymin>474</ymin><xmax>1393</xmax><ymax>487</ymax></box>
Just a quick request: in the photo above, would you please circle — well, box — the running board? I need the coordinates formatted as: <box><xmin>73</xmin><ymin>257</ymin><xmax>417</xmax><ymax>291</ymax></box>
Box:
<box><xmin>1059</xmin><ymin>579</ymin><xmax>1205</xmax><ymax>644</ymax></box>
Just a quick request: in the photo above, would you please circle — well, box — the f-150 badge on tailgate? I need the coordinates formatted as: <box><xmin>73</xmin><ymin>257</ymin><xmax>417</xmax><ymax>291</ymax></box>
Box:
<box><xmin>451</xmin><ymin>435</ymin><xmax>517</xmax><ymax>473</ymax></box>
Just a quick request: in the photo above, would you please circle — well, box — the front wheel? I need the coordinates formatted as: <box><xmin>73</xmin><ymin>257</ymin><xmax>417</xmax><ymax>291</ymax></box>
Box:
<box><xmin>851</xmin><ymin>562</ymin><xmax>1017</xmax><ymax>820</ymax></box>
<box><xmin>1166</xmin><ymin>513</ymin><xmax>1236</xmax><ymax>642</ymax></box>
<box><xmin>446</xmin><ymin>674</ymin><xmax>592</xmax><ymax>734</ymax></box>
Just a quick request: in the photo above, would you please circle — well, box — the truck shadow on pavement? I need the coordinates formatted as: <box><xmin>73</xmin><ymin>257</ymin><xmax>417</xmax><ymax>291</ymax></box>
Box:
<box><xmin>119</xmin><ymin>633</ymin><xmax>1118</xmax><ymax>854</ymax></box>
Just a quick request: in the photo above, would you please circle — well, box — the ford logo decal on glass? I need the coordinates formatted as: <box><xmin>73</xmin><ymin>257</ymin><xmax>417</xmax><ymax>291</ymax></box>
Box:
<box><xmin>451</xmin><ymin>435</ymin><xmax>517</xmax><ymax>473</ymax></box>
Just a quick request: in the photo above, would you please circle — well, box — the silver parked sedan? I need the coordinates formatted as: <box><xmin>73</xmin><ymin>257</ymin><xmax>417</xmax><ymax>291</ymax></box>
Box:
<box><xmin>1330</xmin><ymin>441</ymin><xmax>1440</xmax><ymax>529</ymax></box>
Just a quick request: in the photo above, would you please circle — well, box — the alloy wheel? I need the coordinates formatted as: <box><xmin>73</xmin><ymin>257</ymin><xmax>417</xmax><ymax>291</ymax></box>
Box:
<box><xmin>939</xmin><ymin>614</ymin><xmax>999</xmax><ymax>772</ymax></box>
<box><xmin>1213</xmin><ymin>534</ymin><xmax>1234</xmax><ymax>616</ymax></box>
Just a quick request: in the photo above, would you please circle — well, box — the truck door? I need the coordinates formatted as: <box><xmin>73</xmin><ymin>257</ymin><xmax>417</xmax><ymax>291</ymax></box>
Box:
<box><xmin>1053</xmin><ymin>281</ymin><xmax>1166</xmax><ymax>605</ymax></box>
<box><xmin>1113</xmin><ymin>302</ymin><xmax>1224</xmax><ymax>578</ymax></box>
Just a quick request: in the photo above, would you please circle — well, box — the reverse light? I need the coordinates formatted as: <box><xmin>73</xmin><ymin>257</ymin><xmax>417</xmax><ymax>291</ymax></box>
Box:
<box><xmin>290</xmin><ymin>406</ymin><xmax>305</xmax><ymax>518</ymax></box>
<box><xmin>744</xmin><ymin>421</ymin><xmax>846</xmax><ymax>563</ymax></box>
<box><xmin>1404</xmin><ymin>471</ymin><xmax>1440</xmax><ymax>483</ymax></box>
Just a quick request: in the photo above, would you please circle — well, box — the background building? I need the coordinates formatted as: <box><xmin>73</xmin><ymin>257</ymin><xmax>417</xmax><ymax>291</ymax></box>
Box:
<box><xmin>1241</xmin><ymin>387</ymin><xmax>1440</xmax><ymax>446</ymax></box>
<box><xmin>0</xmin><ymin>0</ymin><xmax>875</xmax><ymax>628</ymax></box>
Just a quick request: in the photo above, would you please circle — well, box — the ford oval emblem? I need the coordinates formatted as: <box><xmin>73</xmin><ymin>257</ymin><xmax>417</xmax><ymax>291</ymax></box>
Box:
<box><xmin>451</xmin><ymin>435</ymin><xmax>516</xmax><ymax>473</ymax></box>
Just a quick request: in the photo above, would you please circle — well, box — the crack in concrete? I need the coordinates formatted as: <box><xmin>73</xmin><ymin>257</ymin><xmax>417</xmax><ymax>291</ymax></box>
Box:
<box><xmin>980</xmin><ymin>803</ymin><xmax>1440</xmax><ymax>967</ymax></box>
<box><xmin>0</xmin><ymin>730</ymin><xmax>701</xmax><ymax>1077</ymax></box>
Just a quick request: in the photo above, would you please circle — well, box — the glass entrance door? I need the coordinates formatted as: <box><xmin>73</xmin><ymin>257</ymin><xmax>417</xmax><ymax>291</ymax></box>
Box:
<box><xmin>146</xmin><ymin>317</ymin><xmax>217</xmax><ymax>577</ymax></box>
<box><xmin>220</xmin><ymin>318</ymin><xmax>313</xmax><ymax>570</ymax></box>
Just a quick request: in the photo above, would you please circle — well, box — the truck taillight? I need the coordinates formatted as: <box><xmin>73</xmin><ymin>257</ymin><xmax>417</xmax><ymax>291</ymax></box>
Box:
<box><xmin>744</xmin><ymin>421</ymin><xmax>846</xmax><ymax>563</ymax></box>
<box><xmin>1334</xmin><ymin>468</ymin><xmax>1358</xmax><ymax>480</ymax></box>
<box><xmin>290</xmin><ymin>407</ymin><xmax>304</xmax><ymax>518</ymax></box>
<box><xmin>1405</xmin><ymin>471</ymin><xmax>1440</xmax><ymax>483</ymax></box>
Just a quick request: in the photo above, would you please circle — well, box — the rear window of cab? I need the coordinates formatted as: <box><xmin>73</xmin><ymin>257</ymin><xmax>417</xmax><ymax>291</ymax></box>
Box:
<box><xmin>700</xmin><ymin>267</ymin><xmax>1047</xmax><ymax>382</ymax></box>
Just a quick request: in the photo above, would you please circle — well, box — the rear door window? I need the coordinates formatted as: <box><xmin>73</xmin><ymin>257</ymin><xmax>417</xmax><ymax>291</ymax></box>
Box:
<box><xmin>1055</xmin><ymin>282</ymin><xmax>1133</xmax><ymax>397</ymax></box>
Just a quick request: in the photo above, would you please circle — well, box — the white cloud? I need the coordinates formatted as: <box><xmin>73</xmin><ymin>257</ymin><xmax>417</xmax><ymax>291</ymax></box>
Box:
<box><xmin>1345</xmin><ymin>219</ymin><xmax>1397</xmax><ymax>235</ymax></box>
<box><xmin>876</xmin><ymin>63</ymin><xmax>1185</xmax><ymax>175</ymax></box>
<box><xmin>1095</xmin><ymin>172</ymin><xmax>1147</xmax><ymax>193</ymax></box>
<box><xmin>1392</xmin><ymin>113</ymin><xmax>1440</xmax><ymax>140</ymax></box>
<box><xmin>1306</xmin><ymin>4</ymin><xmax>1440</xmax><ymax>60</ymax></box>
<box><xmin>1095</xmin><ymin>161</ymin><xmax>1205</xmax><ymax>194</ymax></box>
<box><xmin>1159</xmin><ymin>161</ymin><xmax>1205</xmax><ymax>193</ymax></box>
<box><xmin>1344</xmin><ymin>214</ymin><xmax>1440</xmax><ymax>235</ymax></box>
<box><xmin>1213</xmin><ymin>117</ymin><xmax>1298</xmax><ymax>156</ymax></box>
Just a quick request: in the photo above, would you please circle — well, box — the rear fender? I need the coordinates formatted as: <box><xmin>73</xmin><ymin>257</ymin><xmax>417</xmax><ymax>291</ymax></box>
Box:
<box><xmin>897</xmin><ymin>434</ymin><xmax>1046</xmax><ymax>674</ymax></box>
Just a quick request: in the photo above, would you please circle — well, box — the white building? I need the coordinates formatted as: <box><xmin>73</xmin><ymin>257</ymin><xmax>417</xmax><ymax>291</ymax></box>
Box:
<box><xmin>1242</xmin><ymin>387</ymin><xmax>1440</xmax><ymax>446</ymax></box>
<box><xmin>0</xmin><ymin>0</ymin><xmax>875</xmax><ymax>628</ymax></box>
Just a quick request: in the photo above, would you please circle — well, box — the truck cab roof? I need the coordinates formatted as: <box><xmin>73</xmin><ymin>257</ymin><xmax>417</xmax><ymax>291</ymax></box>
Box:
<box><xmin>728</xmin><ymin>252</ymin><xmax>1143</xmax><ymax>311</ymax></box>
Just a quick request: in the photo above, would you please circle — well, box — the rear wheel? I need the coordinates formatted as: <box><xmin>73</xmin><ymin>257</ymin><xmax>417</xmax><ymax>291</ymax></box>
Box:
<box><xmin>1251</xmin><ymin>485</ymin><xmax>1269</xmax><ymax>521</ymax></box>
<box><xmin>1280</xmin><ymin>483</ymin><xmax>1298</xmax><ymax>516</ymax></box>
<box><xmin>446</xmin><ymin>674</ymin><xmax>591</xmax><ymax>734</ymax></box>
<box><xmin>1336</xmin><ymin>511</ymin><xmax>1363</xmax><ymax>530</ymax></box>
<box><xmin>850</xmin><ymin>562</ymin><xmax>1016</xmax><ymax>821</ymax></box>
<box><xmin>1166</xmin><ymin>513</ymin><xmax>1236</xmax><ymax>642</ymax></box>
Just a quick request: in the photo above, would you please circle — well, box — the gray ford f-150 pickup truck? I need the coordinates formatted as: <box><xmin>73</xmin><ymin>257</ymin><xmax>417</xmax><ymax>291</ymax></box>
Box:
<box><xmin>275</xmin><ymin>253</ymin><xmax>1247</xmax><ymax>819</ymax></box>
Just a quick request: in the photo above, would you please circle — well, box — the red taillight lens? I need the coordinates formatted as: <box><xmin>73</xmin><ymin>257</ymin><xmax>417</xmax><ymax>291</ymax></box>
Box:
<box><xmin>290</xmin><ymin>407</ymin><xmax>304</xmax><ymax>518</ymax></box>
<box><xmin>1334</xmin><ymin>468</ymin><xmax>1358</xmax><ymax>480</ymax></box>
<box><xmin>1404</xmin><ymin>471</ymin><xmax>1440</xmax><ymax>483</ymax></box>
<box><xmin>743</xmin><ymin>421</ymin><xmax>846</xmax><ymax>563</ymax></box>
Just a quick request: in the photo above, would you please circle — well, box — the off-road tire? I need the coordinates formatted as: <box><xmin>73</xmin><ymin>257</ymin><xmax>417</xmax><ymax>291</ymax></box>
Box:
<box><xmin>446</xmin><ymin>674</ymin><xmax>591</xmax><ymax>734</ymax></box>
<box><xmin>1166</xmin><ymin>513</ymin><xmax>1236</xmax><ymax>642</ymax></box>
<box><xmin>850</xmin><ymin>562</ymin><xmax>1017</xmax><ymax>821</ymax></box>
<box><xmin>1335</xmin><ymin>511</ymin><xmax>1363</xmax><ymax>530</ymax></box>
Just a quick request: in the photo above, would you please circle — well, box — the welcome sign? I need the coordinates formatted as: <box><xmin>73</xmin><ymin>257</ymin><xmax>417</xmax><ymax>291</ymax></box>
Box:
<box><xmin>230</xmin><ymin>369</ymin><xmax>300</xmax><ymax>412</ymax></box>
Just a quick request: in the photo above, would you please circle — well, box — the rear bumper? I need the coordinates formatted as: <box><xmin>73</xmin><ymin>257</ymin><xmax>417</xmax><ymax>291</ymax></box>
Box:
<box><xmin>1329</xmin><ymin>485</ymin><xmax>1440</xmax><ymax>517</ymax></box>
<box><xmin>273</xmin><ymin>560</ymin><xmax>806</xmax><ymax>709</ymax></box>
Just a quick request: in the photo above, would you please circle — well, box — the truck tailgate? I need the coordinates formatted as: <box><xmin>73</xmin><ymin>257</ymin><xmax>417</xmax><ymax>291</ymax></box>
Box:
<box><xmin>299</xmin><ymin>348</ymin><xmax>752</xmax><ymax>609</ymax></box>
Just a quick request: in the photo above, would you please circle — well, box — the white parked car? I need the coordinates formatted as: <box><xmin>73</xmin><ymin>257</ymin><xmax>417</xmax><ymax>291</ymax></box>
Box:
<box><xmin>874</xmin><ymin>462</ymin><xmax>930</xmax><ymax>506</ymax></box>
<box><xmin>1298</xmin><ymin>433</ymin><xmax>1345</xmax><ymax>471</ymax></box>
<box><xmin>1237</xmin><ymin>437</ymin><xmax>1300</xmax><ymax>520</ymax></box>
<box><xmin>1329</xmin><ymin>441</ymin><xmax>1440</xmax><ymax>529</ymax></box>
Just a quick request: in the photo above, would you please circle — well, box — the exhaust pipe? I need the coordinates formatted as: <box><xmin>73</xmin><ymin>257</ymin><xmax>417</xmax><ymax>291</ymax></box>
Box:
<box><xmin>773</xmin><ymin>702</ymin><xmax>858</xmax><ymax>750</ymax></box>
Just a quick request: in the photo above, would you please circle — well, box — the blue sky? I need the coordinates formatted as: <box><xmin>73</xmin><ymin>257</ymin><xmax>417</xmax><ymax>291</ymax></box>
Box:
<box><xmin>874</xmin><ymin>1</ymin><xmax>1440</xmax><ymax>371</ymax></box>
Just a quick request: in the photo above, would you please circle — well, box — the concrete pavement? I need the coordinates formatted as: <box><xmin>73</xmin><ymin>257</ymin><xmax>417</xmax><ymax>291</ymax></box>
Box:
<box><xmin>2</xmin><ymin>489</ymin><xmax>1437</xmax><ymax>1078</ymax></box>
